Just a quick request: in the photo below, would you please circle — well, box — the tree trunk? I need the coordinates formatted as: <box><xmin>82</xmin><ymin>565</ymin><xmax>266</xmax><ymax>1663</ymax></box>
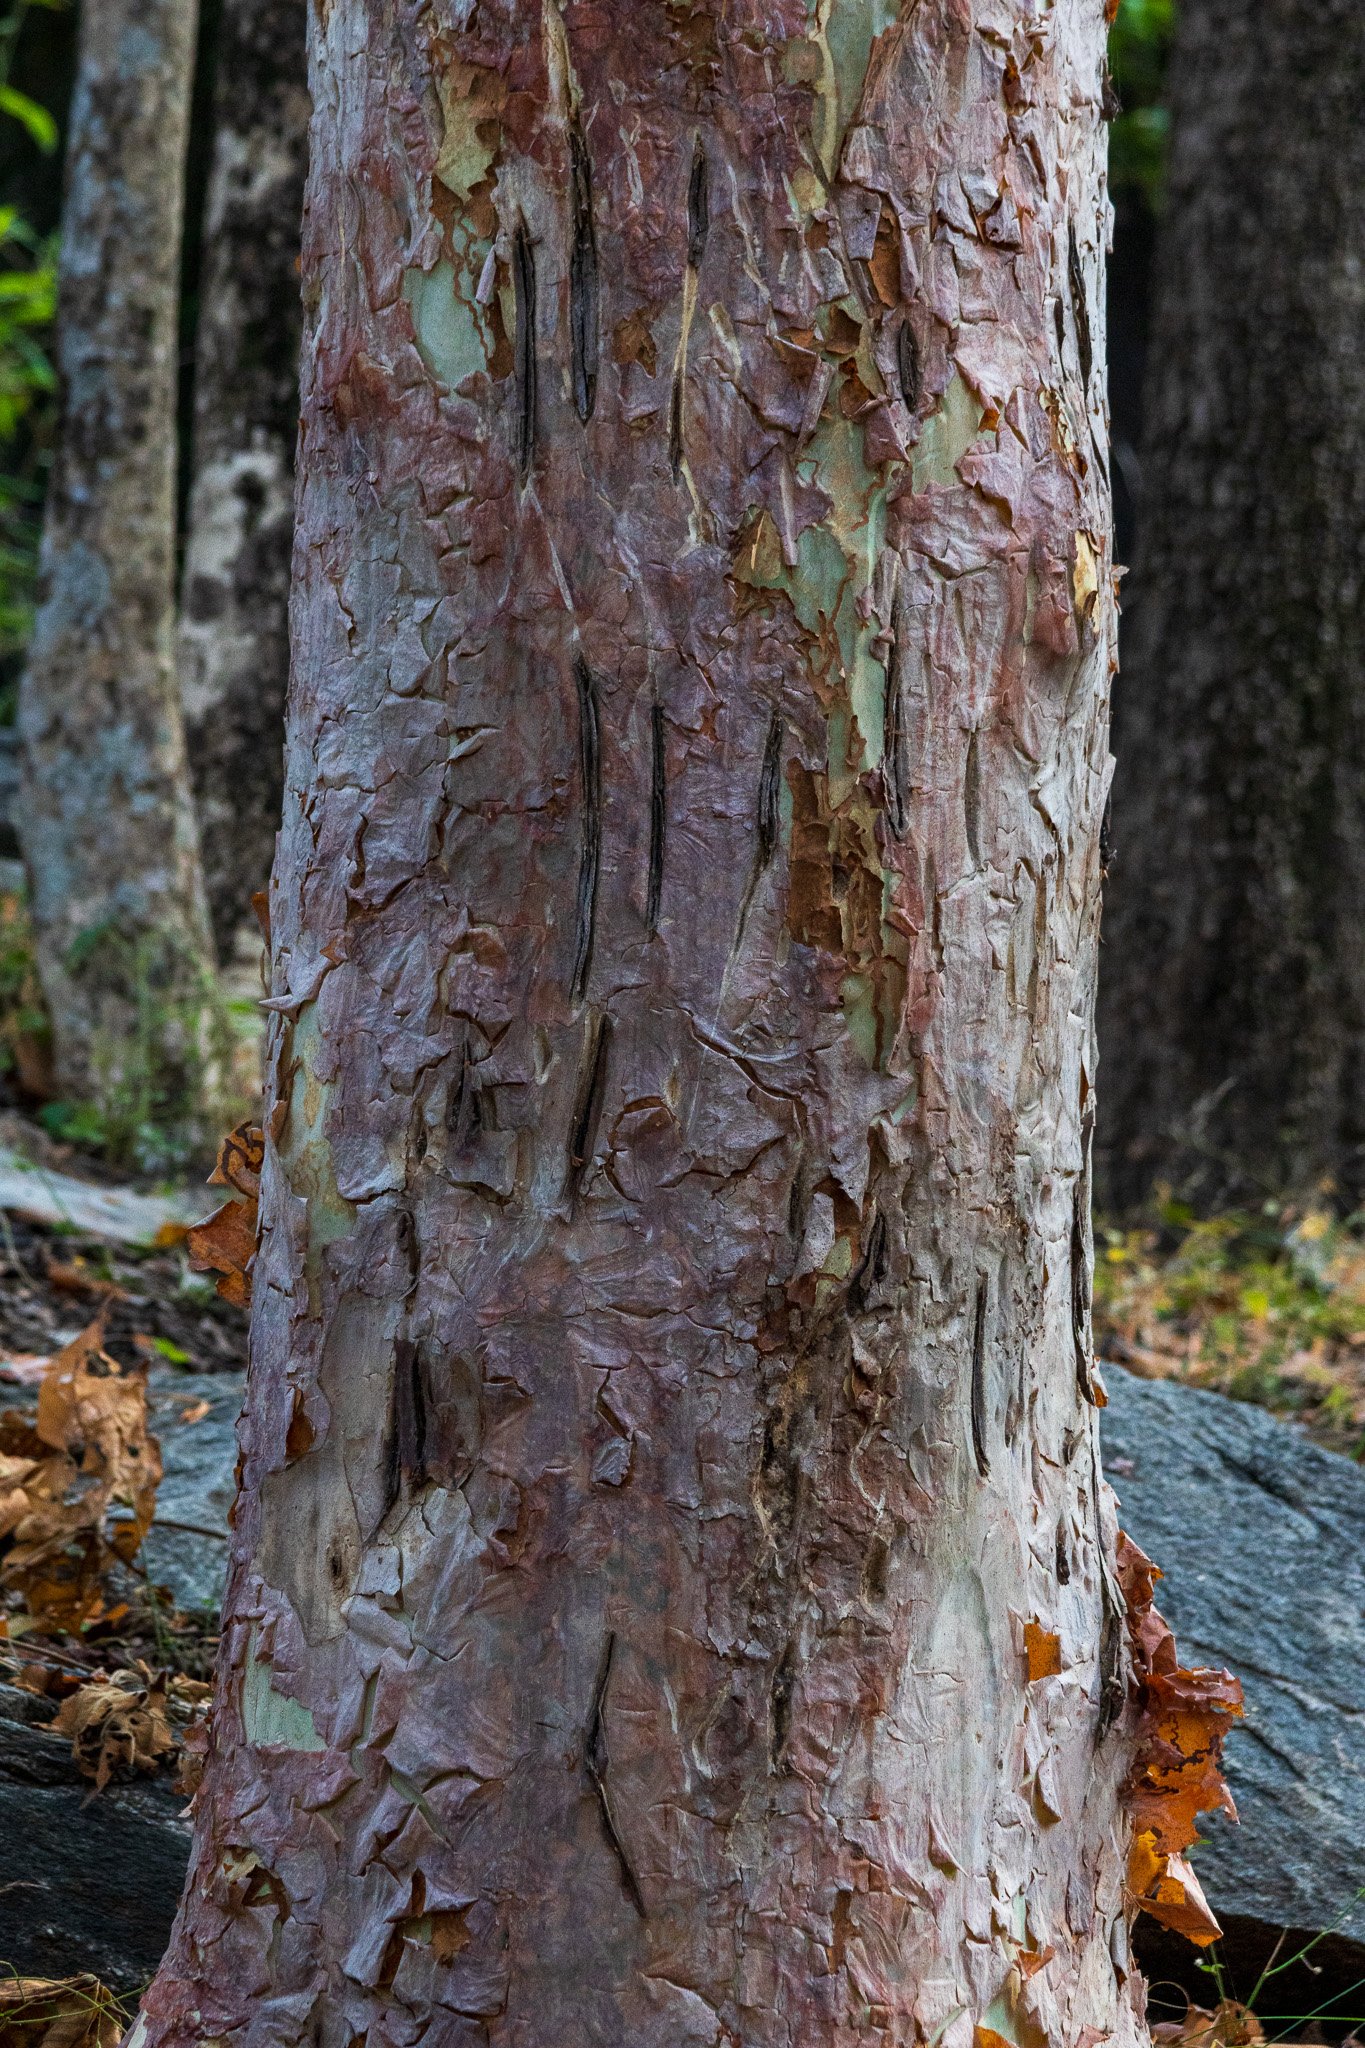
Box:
<box><xmin>179</xmin><ymin>0</ymin><xmax>309</xmax><ymax>961</ymax></box>
<box><xmin>16</xmin><ymin>0</ymin><xmax>222</xmax><ymax>1149</ymax></box>
<box><xmin>1097</xmin><ymin>0</ymin><xmax>1365</xmax><ymax>1212</ymax></box>
<box><xmin>136</xmin><ymin>6</ymin><xmax>1139</xmax><ymax>2045</ymax></box>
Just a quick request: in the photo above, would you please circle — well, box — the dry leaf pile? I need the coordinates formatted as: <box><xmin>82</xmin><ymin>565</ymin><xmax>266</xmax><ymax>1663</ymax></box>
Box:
<box><xmin>1119</xmin><ymin>1532</ymin><xmax>1244</xmax><ymax>1948</ymax></box>
<box><xmin>45</xmin><ymin>1662</ymin><xmax>211</xmax><ymax>1792</ymax></box>
<box><xmin>0</xmin><ymin>1319</ymin><xmax>161</xmax><ymax>1629</ymax></box>
<box><xmin>0</xmin><ymin>1976</ymin><xmax>127</xmax><ymax>2048</ymax></box>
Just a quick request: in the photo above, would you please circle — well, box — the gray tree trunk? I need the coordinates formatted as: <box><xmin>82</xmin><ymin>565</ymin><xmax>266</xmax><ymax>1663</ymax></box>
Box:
<box><xmin>179</xmin><ymin>0</ymin><xmax>309</xmax><ymax>960</ymax></box>
<box><xmin>16</xmin><ymin>0</ymin><xmax>222</xmax><ymax>1148</ymax></box>
<box><xmin>134</xmin><ymin>6</ymin><xmax>1146</xmax><ymax>2046</ymax></box>
<box><xmin>1098</xmin><ymin>0</ymin><xmax>1365</xmax><ymax>1212</ymax></box>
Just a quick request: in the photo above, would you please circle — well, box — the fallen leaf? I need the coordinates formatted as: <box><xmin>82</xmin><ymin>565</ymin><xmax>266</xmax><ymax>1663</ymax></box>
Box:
<box><xmin>208</xmin><ymin>1119</ymin><xmax>264</xmax><ymax>1201</ymax></box>
<box><xmin>187</xmin><ymin>1196</ymin><xmax>257</xmax><ymax>1307</ymax></box>
<box><xmin>0</xmin><ymin>1321</ymin><xmax>161</xmax><ymax>1628</ymax></box>
<box><xmin>50</xmin><ymin>1667</ymin><xmax>176</xmax><ymax>1792</ymax></box>
<box><xmin>0</xmin><ymin>1974</ymin><xmax>126</xmax><ymax>2048</ymax></box>
<box><xmin>1118</xmin><ymin>1531</ymin><xmax>1243</xmax><ymax>1947</ymax></box>
<box><xmin>1152</xmin><ymin>1999</ymin><xmax>1264</xmax><ymax>2045</ymax></box>
<box><xmin>1024</xmin><ymin>1619</ymin><xmax>1063</xmax><ymax>1680</ymax></box>
<box><xmin>179</xmin><ymin>1398</ymin><xmax>211</xmax><ymax>1425</ymax></box>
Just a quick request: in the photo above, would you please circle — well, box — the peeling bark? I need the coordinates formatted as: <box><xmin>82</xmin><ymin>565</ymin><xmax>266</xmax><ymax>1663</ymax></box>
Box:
<box><xmin>17</xmin><ymin>0</ymin><xmax>221</xmax><ymax>1127</ymax></box>
<box><xmin>1098</xmin><ymin>0</ymin><xmax>1365</xmax><ymax>1210</ymax></box>
<box><xmin>179</xmin><ymin>0</ymin><xmax>310</xmax><ymax>957</ymax></box>
<box><xmin>137</xmin><ymin>6</ymin><xmax>1141</xmax><ymax>2047</ymax></box>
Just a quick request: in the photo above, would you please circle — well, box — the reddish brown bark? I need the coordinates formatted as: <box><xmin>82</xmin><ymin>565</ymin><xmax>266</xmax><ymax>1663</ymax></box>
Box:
<box><xmin>137</xmin><ymin>5</ymin><xmax>1139</xmax><ymax>2046</ymax></box>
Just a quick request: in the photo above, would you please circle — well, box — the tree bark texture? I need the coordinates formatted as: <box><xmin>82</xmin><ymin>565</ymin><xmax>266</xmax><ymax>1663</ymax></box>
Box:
<box><xmin>1097</xmin><ymin>0</ymin><xmax>1365</xmax><ymax>1211</ymax></box>
<box><xmin>179</xmin><ymin>0</ymin><xmax>310</xmax><ymax>959</ymax></box>
<box><xmin>138</xmin><ymin>5</ymin><xmax>1134</xmax><ymax>2046</ymax></box>
<box><xmin>16</xmin><ymin>0</ymin><xmax>220</xmax><ymax>1125</ymax></box>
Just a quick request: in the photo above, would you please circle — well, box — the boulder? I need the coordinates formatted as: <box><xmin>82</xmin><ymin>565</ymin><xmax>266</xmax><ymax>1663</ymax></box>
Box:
<box><xmin>1103</xmin><ymin>1367</ymin><xmax>1365</xmax><ymax>1949</ymax></box>
<box><xmin>0</xmin><ymin>1682</ymin><xmax>190</xmax><ymax>1993</ymax></box>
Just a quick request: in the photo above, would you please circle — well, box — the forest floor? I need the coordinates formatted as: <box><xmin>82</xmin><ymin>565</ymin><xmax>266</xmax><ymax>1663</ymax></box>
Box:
<box><xmin>1096</xmin><ymin>1200</ymin><xmax>1365</xmax><ymax>1458</ymax></box>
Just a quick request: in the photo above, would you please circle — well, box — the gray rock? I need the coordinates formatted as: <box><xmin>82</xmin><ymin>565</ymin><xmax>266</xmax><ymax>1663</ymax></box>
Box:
<box><xmin>140</xmin><ymin>1369</ymin><xmax>243</xmax><ymax>1613</ymax></box>
<box><xmin>0</xmin><ymin>1682</ymin><xmax>190</xmax><ymax>1993</ymax></box>
<box><xmin>1103</xmin><ymin>1368</ymin><xmax>1365</xmax><ymax>1946</ymax></box>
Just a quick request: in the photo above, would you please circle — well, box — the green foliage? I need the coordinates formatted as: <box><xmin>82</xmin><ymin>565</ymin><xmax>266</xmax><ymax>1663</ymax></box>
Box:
<box><xmin>1095</xmin><ymin>1198</ymin><xmax>1365</xmax><ymax>1451</ymax></box>
<box><xmin>1108</xmin><ymin>0</ymin><xmax>1175</xmax><ymax>210</ymax></box>
<box><xmin>57</xmin><ymin>921</ymin><xmax>244</xmax><ymax>1173</ymax></box>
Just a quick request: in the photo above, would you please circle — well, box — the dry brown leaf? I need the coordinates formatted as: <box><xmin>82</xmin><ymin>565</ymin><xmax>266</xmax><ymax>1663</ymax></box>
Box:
<box><xmin>0</xmin><ymin>1975</ymin><xmax>125</xmax><ymax>2048</ymax></box>
<box><xmin>209</xmin><ymin>1119</ymin><xmax>264</xmax><ymax>1200</ymax></box>
<box><xmin>0</xmin><ymin>1321</ymin><xmax>161</xmax><ymax>1628</ymax></box>
<box><xmin>186</xmin><ymin>1198</ymin><xmax>256</xmax><ymax>1306</ymax></box>
<box><xmin>1152</xmin><ymin>2000</ymin><xmax>1264</xmax><ymax>2046</ymax></box>
<box><xmin>50</xmin><ymin>1667</ymin><xmax>176</xmax><ymax>1792</ymax></box>
<box><xmin>1023</xmin><ymin>1619</ymin><xmax>1062</xmax><ymax>1680</ymax></box>
<box><xmin>1118</xmin><ymin>1531</ymin><xmax>1243</xmax><ymax>1947</ymax></box>
<box><xmin>179</xmin><ymin>1398</ymin><xmax>211</xmax><ymax>1425</ymax></box>
<box><xmin>185</xmin><ymin>1121</ymin><xmax>264</xmax><ymax>1307</ymax></box>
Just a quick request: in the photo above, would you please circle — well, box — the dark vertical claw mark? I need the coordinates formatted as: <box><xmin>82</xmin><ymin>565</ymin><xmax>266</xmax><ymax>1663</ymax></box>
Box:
<box><xmin>964</xmin><ymin>727</ymin><xmax>981</xmax><ymax>869</ymax></box>
<box><xmin>756</xmin><ymin>711</ymin><xmax>783</xmax><ymax>869</ymax></box>
<box><xmin>884</xmin><ymin>595</ymin><xmax>909</xmax><ymax>839</ymax></box>
<box><xmin>1068</xmin><ymin>222</ymin><xmax>1093</xmax><ymax>387</ymax></box>
<box><xmin>447</xmin><ymin>1034</ymin><xmax>482</xmax><ymax>1149</ymax></box>
<box><xmin>1072</xmin><ymin>1181</ymin><xmax>1097</xmax><ymax>1402</ymax></box>
<box><xmin>569</xmin><ymin>122</ymin><xmax>599</xmax><ymax>423</ymax></box>
<box><xmin>383</xmin><ymin>1339</ymin><xmax>429</xmax><ymax>1513</ymax></box>
<box><xmin>896</xmin><ymin>319</ymin><xmax>919</xmax><ymax>409</ymax></box>
<box><xmin>670</xmin><ymin>139</ymin><xmax>710</xmax><ymax>482</ymax></box>
<box><xmin>1073</xmin><ymin>1108</ymin><xmax>1099</xmax><ymax>1402</ymax></box>
<box><xmin>1091</xmin><ymin>1446</ymin><xmax>1128</xmax><ymax>1733</ymax></box>
<box><xmin>686</xmin><ymin>138</ymin><xmax>710</xmax><ymax>269</ymax></box>
<box><xmin>731</xmin><ymin>711</ymin><xmax>784</xmax><ymax>953</ymax></box>
<box><xmin>848</xmin><ymin>1209</ymin><xmax>888</xmax><ymax>1314</ymax></box>
<box><xmin>668</xmin><ymin>374</ymin><xmax>685</xmax><ymax>481</ymax></box>
<box><xmin>970</xmin><ymin>1275</ymin><xmax>990</xmax><ymax>1478</ymax></box>
<box><xmin>647</xmin><ymin>701</ymin><xmax>666</xmax><ymax>933</ymax></box>
<box><xmin>586</xmin><ymin>1634</ymin><xmax>646</xmax><ymax>1916</ymax></box>
<box><xmin>565</xmin><ymin>1008</ymin><xmax>610</xmax><ymax>1201</ymax></box>
<box><xmin>513</xmin><ymin>220</ymin><xmax>538</xmax><ymax>481</ymax></box>
<box><xmin>572</xmin><ymin>655</ymin><xmax>601</xmax><ymax>1000</ymax></box>
<box><xmin>769</xmin><ymin>1638</ymin><xmax>796</xmax><ymax>1769</ymax></box>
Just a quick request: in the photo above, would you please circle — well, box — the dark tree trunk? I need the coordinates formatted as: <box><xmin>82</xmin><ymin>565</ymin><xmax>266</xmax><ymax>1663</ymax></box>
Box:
<box><xmin>134</xmin><ymin>6</ymin><xmax>1142</xmax><ymax>2046</ymax></box>
<box><xmin>1098</xmin><ymin>0</ymin><xmax>1365</xmax><ymax>1212</ymax></box>
<box><xmin>16</xmin><ymin>0</ymin><xmax>223</xmax><ymax>1146</ymax></box>
<box><xmin>179</xmin><ymin>0</ymin><xmax>309</xmax><ymax>960</ymax></box>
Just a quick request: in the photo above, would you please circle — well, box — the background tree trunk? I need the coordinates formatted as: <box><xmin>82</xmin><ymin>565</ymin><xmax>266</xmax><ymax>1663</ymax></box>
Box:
<box><xmin>1097</xmin><ymin>0</ymin><xmax>1365</xmax><ymax>1213</ymax></box>
<box><xmin>16</xmin><ymin>0</ymin><xmax>221</xmax><ymax>1145</ymax></box>
<box><xmin>179</xmin><ymin>0</ymin><xmax>309</xmax><ymax>961</ymax></box>
<box><xmin>136</xmin><ymin>6</ymin><xmax>1139</xmax><ymax>2046</ymax></box>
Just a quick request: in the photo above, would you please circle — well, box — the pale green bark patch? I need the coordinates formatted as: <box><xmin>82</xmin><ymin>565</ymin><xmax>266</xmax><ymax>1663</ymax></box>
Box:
<box><xmin>912</xmin><ymin>371</ymin><xmax>986</xmax><ymax>491</ymax></box>
<box><xmin>243</xmin><ymin>1632</ymin><xmax>327</xmax><ymax>1752</ymax></box>
<box><xmin>403</xmin><ymin>259</ymin><xmax>492</xmax><ymax>393</ymax></box>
